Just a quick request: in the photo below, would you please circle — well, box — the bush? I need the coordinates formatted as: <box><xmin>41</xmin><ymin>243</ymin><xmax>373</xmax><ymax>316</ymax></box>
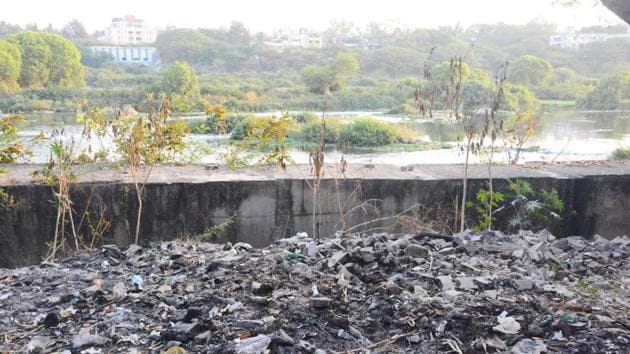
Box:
<box><xmin>230</xmin><ymin>115</ymin><xmax>256</xmax><ymax>140</ymax></box>
<box><xmin>339</xmin><ymin>118</ymin><xmax>398</xmax><ymax>147</ymax></box>
<box><xmin>610</xmin><ymin>147</ymin><xmax>630</xmax><ymax>160</ymax></box>
<box><xmin>295</xmin><ymin>118</ymin><xmax>343</xmax><ymax>144</ymax></box>
<box><xmin>292</xmin><ymin>111</ymin><xmax>317</xmax><ymax>124</ymax></box>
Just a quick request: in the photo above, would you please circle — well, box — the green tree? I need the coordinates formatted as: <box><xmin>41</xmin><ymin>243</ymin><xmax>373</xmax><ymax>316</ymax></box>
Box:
<box><xmin>578</xmin><ymin>71</ymin><xmax>630</xmax><ymax>110</ymax></box>
<box><xmin>161</xmin><ymin>61</ymin><xmax>200</xmax><ymax>112</ymax></box>
<box><xmin>155</xmin><ymin>29</ymin><xmax>215</xmax><ymax>64</ymax></box>
<box><xmin>503</xmin><ymin>83</ymin><xmax>539</xmax><ymax>111</ymax></box>
<box><xmin>509</xmin><ymin>55</ymin><xmax>553</xmax><ymax>87</ymax></box>
<box><xmin>301</xmin><ymin>54</ymin><xmax>360</xmax><ymax>95</ymax></box>
<box><xmin>0</xmin><ymin>40</ymin><xmax>21</xmax><ymax>92</ymax></box>
<box><xmin>7</xmin><ymin>31</ymin><xmax>51</xmax><ymax>88</ymax></box>
<box><xmin>41</xmin><ymin>33</ymin><xmax>85</xmax><ymax>88</ymax></box>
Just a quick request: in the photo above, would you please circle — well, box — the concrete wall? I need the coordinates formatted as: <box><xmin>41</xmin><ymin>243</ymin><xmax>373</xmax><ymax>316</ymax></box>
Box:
<box><xmin>1</xmin><ymin>172</ymin><xmax>629</xmax><ymax>268</ymax></box>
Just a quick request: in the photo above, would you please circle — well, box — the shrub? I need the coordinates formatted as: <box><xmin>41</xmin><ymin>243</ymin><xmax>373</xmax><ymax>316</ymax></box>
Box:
<box><xmin>292</xmin><ymin>111</ymin><xmax>317</xmax><ymax>124</ymax></box>
<box><xmin>339</xmin><ymin>118</ymin><xmax>398</xmax><ymax>147</ymax></box>
<box><xmin>610</xmin><ymin>147</ymin><xmax>630</xmax><ymax>160</ymax></box>
<box><xmin>296</xmin><ymin>118</ymin><xmax>343</xmax><ymax>144</ymax></box>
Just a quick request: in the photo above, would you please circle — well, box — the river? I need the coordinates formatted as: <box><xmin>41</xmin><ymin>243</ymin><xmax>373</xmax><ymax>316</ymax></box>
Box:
<box><xmin>14</xmin><ymin>109</ymin><xmax>630</xmax><ymax>166</ymax></box>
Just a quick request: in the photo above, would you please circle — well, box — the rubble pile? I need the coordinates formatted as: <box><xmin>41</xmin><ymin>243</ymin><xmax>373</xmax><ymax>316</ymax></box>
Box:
<box><xmin>1</xmin><ymin>230</ymin><xmax>629</xmax><ymax>353</ymax></box>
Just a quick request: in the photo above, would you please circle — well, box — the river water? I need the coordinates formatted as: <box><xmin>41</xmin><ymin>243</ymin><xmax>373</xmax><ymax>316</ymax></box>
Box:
<box><xmin>14</xmin><ymin>109</ymin><xmax>630</xmax><ymax>166</ymax></box>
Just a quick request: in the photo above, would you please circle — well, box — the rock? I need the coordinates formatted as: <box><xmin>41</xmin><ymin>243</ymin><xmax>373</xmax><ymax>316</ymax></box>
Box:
<box><xmin>42</xmin><ymin>312</ymin><xmax>60</xmax><ymax>328</ymax></box>
<box><xmin>385</xmin><ymin>281</ymin><xmax>403</xmax><ymax>295</ymax></box>
<box><xmin>158</xmin><ymin>284</ymin><xmax>172</xmax><ymax>294</ymax></box>
<box><xmin>25</xmin><ymin>336</ymin><xmax>51</xmax><ymax>352</ymax></box>
<box><xmin>455</xmin><ymin>277</ymin><xmax>478</xmax><ymax>291</ymax></box>
<box><xmin>515</xmin><ymin>278</ymin><xmax>534</xmax><ymax>291</ymax></box>
<box><xmin>234</xmin><ymin>334</ymin><xmax>271</xmax><ymax>354</ymax></box>
<box><xmin>327</xmin><ymin>251</ymin><xmax>350</xmax><ymax>269</ymax></box>
<box><xmin>436</xmin><ymin>275</ymin><xmax>455</xmax><ymax>290</ymax></box>
<box><xmin>511</xmin><ymin>339</ymin><xmax>547</xmax><ymax>354</ymax></box>
<box><xmin>405</xmin><ymin>244</ymin><xmax>430</xmax><ymax>258</ymax></box>
<box><xmin>407</xmin><ymin>334</ymin><xmax>421</xmax><ymax>343</ymax></box>
<box><xmin>71</xmin><ymin>332</ymin><xmax>110</xmax><ymax>348</ymax></box>
<box><xmin>493</xmin><ymin>313</ymin><xmax>521</xmax><ymax>334</ymax></box>
<box><xmin>310</xmin><ymin>297</ymin><xmax>332</xmax><ymax>309</ymax></box>
<box><xmin>512</xmin><ymin>249</ymin><xmax>524</xmax><ymax>259</ymax></box>
<box><xmin>112</xmin><ymin>281</ymin><xmax>127</xmax><ymax>299</ymax></box>
<box><xmin>234</xmin><ymin>242</ymin><xmax>253</xmax><ymax>251</ymax></box>
<box><xmin>527</xmin><ymin>323</ymin><xmax>545</xmax><ymax>337</ymax></box>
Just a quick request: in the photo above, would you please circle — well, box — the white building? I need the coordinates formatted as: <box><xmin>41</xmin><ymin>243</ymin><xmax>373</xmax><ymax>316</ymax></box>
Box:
<box><xmin>98</xmin><ymin>15</ymin><xmax>157</xmax><ymax>45</ymax></box>
<box><xmin>265</xmin><ymin>28</ymin><xmax>323</xmax><ymax>49</ymax></box>
<box><xmin>549</xmin><ymin>28</ymin><xmax>630</xmax><ymax>49</ymax></box>
<box><xmin>88</xmin><ymin>46</ymin><xmax>158</xmax><ymax>66</ymax></box>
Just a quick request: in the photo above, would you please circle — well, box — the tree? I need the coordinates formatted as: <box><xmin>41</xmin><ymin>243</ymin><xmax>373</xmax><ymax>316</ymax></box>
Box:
<box><xmin>61</xmin><ymin>19</ymin><xmax>89</xmax><ymax>39</ymax></box>
<box><xmin>161</xmin><ymin>61</ymin><xmax>200</xmax><ymax>112</ymax></box>
<box><xmin>41</xmin><ymin>33</ymin><xmax>85</xmax><ymax>88</ymax></box>
<box><xmin>509</xmin><ymin>55</ymin><xmax>553</xmax><ymax>87</ymax></box>
<box><xmin>7</xmin><ymin>32</ymin><xmax>51</xmax><ymax>88</ymax></box>
<box><xmin>503</xmin><ymin>83</ymin><xmax>539</xmax><ymax>111</ymax></box>
<box><xmin>301</xmin><ymin>54</ymin><xmax>360</xmax><ymax>95</ymax></box>
<box><xmin>80</xmin><ymin>47</ymin><xmax>113</xmax><ymax>68</ymax></box>
<box><xmin>0</xmin><ymin>21</ymin><xmax>21</xmax><ymax>38</ymax></box>
<box><xmin>0</xmin><ymin>40</ymin><xmax>21</xmax><ymax>92</ymax></box>
<box><xmin>227</xmin><ymin>21</ymin><xmax>251</xmax><ymax>45</ymax></box>
<box><xmin>6</xmin><ymin>32</ymin><xmax>84</xmax><ymax>89</ymax></box>
<box><xmin>578</xmin><ymin>71</ymin><xmax>630</xmax><ymax>110</ymax></box>
<box><xmin>155</xmin><ymin>29</ymin><xmax>215</xmax><ymax>64</ymax></box>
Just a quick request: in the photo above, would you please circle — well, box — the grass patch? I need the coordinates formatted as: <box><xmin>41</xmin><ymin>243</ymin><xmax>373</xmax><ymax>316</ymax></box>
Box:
<box><xmin>541</xmin><ymin>100</ymin><xmax>575</xmax><ymax>108</ymax></box>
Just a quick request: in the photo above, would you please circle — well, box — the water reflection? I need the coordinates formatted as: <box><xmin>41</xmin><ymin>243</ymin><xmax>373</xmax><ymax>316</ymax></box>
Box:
<box><xmin>13</xmin><ymin>109</ymin><xmax>630</xmax><ymax>165</ymax></box>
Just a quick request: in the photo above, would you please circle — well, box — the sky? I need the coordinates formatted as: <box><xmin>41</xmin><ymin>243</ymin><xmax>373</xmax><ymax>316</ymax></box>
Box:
<box><xmin>1</xmin><ymin>0</ymin><xmax>625</xmax><ymax>33</ymax></box>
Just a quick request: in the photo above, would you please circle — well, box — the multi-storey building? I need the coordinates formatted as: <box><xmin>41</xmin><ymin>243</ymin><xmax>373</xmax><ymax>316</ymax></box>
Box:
<box><xmin>98</xmin><ymin>15</ymin><xmax>157</xmax><ymax>45</ymax></box>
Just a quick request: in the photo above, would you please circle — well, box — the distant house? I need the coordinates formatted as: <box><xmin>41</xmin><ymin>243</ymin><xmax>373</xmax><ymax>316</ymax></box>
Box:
<box><xmin>264</xmin><ymin>28</ymin><xmax>323</xmax><ymax>49</ymax></box>
<box><xmin>88</xmin><ymin>46</ymin><xmax>159</xmax><ymax>66</ymax></box>
<box><xmin>97</xmin><ymin>15</ymin><xmax>157</xmax><ymax>45</ymax></box>
<box><xmin>549</xmin><ymin>28</ymin><xmax>630</xmax><ymax>49</ymax></box>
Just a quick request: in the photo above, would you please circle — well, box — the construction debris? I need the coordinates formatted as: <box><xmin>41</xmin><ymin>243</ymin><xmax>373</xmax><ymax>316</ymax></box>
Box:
<box><xmin>0</xmin><ymin>230</ymin><xmax>628</xmax><ymax>353</ymax></box>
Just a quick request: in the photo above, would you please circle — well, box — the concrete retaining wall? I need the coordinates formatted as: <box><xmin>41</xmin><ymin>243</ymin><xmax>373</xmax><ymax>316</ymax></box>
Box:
<box><xmin>1</xmin><ymin>163</ymin><xmax>629</xmax><ymax>268</ymax></box>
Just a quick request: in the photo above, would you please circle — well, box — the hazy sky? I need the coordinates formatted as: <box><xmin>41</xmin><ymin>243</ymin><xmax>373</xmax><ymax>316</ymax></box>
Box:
<box><xmin>1</xmin><ymin>0</ymin><xmax>625</xmax><ymax>32</ymax></box>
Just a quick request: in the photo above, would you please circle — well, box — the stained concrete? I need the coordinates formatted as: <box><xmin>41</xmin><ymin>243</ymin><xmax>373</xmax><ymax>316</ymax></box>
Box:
<box><xmin>1</xmin><ymin>161</ymin><xmax>630</xmax><ymax>268</ymax></box>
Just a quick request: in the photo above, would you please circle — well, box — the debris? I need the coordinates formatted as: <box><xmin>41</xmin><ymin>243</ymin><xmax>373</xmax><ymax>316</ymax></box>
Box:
<box><xmin>71</xmin><ymin>332</ymin><xmax>110</xmax><ymax>349</ymax></box>
<box><xmin>112</xmin><ymin>281</ymin><xmax>127</xmax><ymax>299</ymax></box>
<box><xmin>0</xmin><ymin>229</ymin><xmax>627</xmax><ymax>353</ymax></box>
<box><xmin>493</xmin><ymin>312</ymin><xmax>521</xmax><ymax>334</ymax></box>
<box><xmin>234</xmin><ymin>334</ymin><xmax>271</xmax><ymax>353</ymax></box>
<box><xmin>131</xmin><ymin>275</ymin><xmax>143</xmax><ymax>290</ymax></box>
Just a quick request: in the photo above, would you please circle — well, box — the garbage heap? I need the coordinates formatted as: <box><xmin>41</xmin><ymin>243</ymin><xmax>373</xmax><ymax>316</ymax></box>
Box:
<box><xmin>0</xmin><ymin>230</ymin><xmax>628</xmax><ymax>353</ymax></box>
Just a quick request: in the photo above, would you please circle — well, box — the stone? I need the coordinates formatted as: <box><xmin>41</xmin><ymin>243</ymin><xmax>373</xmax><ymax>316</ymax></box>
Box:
<box><xmin>327</xmin><ymin>251</ymin><xmax>350</xmax><ymax>269</ymax></box>
<box><xmin>493</xmin><ymin>314</ymin><xmax>521</xmax><ymax>335</ymax></box>
<box><xmin>234</xmin><ymin>334</ymin><xmax>272</xmax><ymax>354</ymax></box>
<box><xmin>310</xmin><ymin>297</ymin><xmax>332</xmax><ymax>309</ymax></box>
<box><xmin>25</xmin><ymin>336</ymin><xmax>52</xmax><ymax>352</ymax></box>
<box><xmin>436</xmin><ymin>275</ymin><xmax>455</xmax><ymax>290</ymax></box>
<box><xmin>511</xmin><ymin>339</ymin><xmax>547</xmax><ymax>354</ymax></box>
<box><xmin>112</xmin><ymin>282</ymin><xmax>127</xmax><ymax>299</ymax></box>
<box><xmin>42</xmin><ymin>312</ymin><xmax>60</xmax><ymax>328</ymax></box>
<box><xmin>456</xmin><ymin>277</ymin><xmax>478</xmax><ymax>291</ymax></box>
<box><xmin>512</xmin><ymin>249</ymin><xmax>524</xmax><ymax>259</ymax></box>
<box><xmin>515</xmin><ymin>278</ymin><xmax>535</xmax><ymax>291</ymax></box>
<box><xmin>71</xmin><ymin>333</ymin><xmax>110</xmax><ymax>348</ymax></box>
<box><xmin>405</xmin><ymin>244</ymin><xmax>430</xmax><ymax>258</ymax></box>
